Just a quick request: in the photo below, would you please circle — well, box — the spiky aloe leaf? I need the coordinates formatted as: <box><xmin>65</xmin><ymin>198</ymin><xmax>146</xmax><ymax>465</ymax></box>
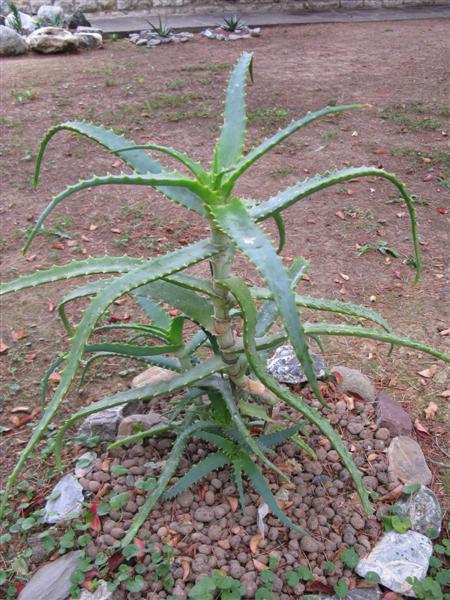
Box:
<box><xmin>250</xmin><ymin>166</ymin><xmax>421</xmax><ymax>282</ymax></box>
<box><xmin>58</xmin><ymin>280</ymin><xmax>113</xmax><ymax>336</ymax></box>
<box><xmin>134</xmin><ymin>279</ymin><xmax>215</xmax><ymax>333</ymax></box>
<box><xmin>255</xmin><ymin>257</ymin><xmax>309</xmax><ymax>337</ymax></box>
<box><xmin>200</xmin><ymin>377</ymin><xmax>289</xmax><ymax>482</ymax></box>
<box><xmin>34</xmin><ymin>121</ymin><xmax>208</xmax><ymax>218</ymax></box>
<box><xmin>163</xmin><ymin>452</ymin><xmax>229</xmax><ymax>500</ymax></box>
<box><xmin>219</xmin><ymin>277</ymin><xmax>373</xmax><ymax>515</ymax></box>
<box><xmin>135</xmin><ymin>295</ymin><xmax>171</xmax><ymax>330</ymax></box>
<box><xmin>213</xmin><ymin>52</ymin><xmax>253</xmax><ymax>176</ymax></box>
<box><xmin>253</xmin><ymin>288</ymin><xmax>391</xmax><ymax>333</ymax></box>
<box><xmin>272</xmin><ymin>212</ymin><xmax>286</xmax><ymax>254</ymax></box>
<box><xmin>251</xmin><ymin>323</ymin><xmax>450</xmax><ymax>363</ymax></box>
<box><xmin>211</xmin><ymin>198</ymin><xmax>325</xmax><ymax>405</ymax></box>
<box><xmin>86</xmin><ymin>341</ymin><xmax>182</xmax><ymax>357</ymax></box>
<box><xmin>164</xmin><ymin>273</ymin><xmax>218</xmax><ymax>297</ymax></box>
<box><xmin>223</xmin><ymin>104</ymin><xmax>362</xmax><ymax>192</ymax></box>
<box><xmin>0</xmin><ymin>240</ymin><xmax>219</xmax><ymax>516</ymax></box>
<box><xmin>0</xmin><ymin>256</ymin><xmax>147</xmax><ymax>296</ymax></box>
<box><xmin>25</xmin><ymin>172</ymin><xmax>210</xmax><ymax>252</ymax></box>
<box><xmin>240</xmin><ymin>454</ymin><xmax>306</xmax><ymax>533</ymax></box>
<box><xmin>116</xmin><ymin>143</ymin><xmax>208</xmax><ymax>183</ymax></box>
<box><xmin>93</xmin><ymin>323</ymin><xmax>169</xmax><ymax>343</ymax></box>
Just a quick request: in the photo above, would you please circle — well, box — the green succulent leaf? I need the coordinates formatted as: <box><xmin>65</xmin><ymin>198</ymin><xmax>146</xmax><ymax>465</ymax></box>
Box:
<box><xmin>211</xmin><ymin>198</ymin><xmax>325</xmax><ymax>404</ymax></box>
<box><xmin>213</xmin><ymin>52</ymin><xmax>253</xmax><ymax>176</ymax></box>
<box><xmin>163</xmin><ymin>452</ymin><xmax>229</xmax><ymax>500</ymax></box>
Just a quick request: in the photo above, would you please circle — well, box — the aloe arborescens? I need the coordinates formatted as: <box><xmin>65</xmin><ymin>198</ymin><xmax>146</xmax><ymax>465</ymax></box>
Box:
<box><xmin>1</xmin><ymin>52</ymin><xmax>448</xmax><ymax>546</ymax></box>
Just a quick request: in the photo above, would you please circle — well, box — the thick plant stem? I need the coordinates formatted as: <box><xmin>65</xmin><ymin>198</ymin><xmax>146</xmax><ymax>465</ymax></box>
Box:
<box><xmin>210</xmin><ymin>228</ymin><xmax>242</xmax><ymax>380</ymax></box>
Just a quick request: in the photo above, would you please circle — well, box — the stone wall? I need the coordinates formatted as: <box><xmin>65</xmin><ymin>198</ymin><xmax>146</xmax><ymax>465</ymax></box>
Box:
<box><xmin>16</xmin><ymin>0</ymin><xmax>450</xmax><ymax>17</ymax></box>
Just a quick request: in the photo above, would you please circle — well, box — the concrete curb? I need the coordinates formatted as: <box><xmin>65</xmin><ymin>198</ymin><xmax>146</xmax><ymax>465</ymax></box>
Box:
<box><xmin>89</xmin><ymin>6</ymin><xmax>450</xmax><ymax>35</ymax></box>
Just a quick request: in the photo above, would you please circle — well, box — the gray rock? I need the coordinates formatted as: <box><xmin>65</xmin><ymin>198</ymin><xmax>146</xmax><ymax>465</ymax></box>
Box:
<box><xmin>74</xmin><ymin>451</ymin><xmax>97</xmax><ymax>478</ymax></box>
<box><xmin>0</xmin><ymin>24</ymin><xmax>27</xmax><ymax>55</ymax></box>
<box><xmin>376</xmin><ymin>392</ymin><xmax>413</xmax><ymax>436</ymax></box>
<box><xmin>29</xmin><ymin>533</ymin><xmax>51</xmax><ymax>565</ymax></box>
<box><xmin>36</xmin><ymin>5</ymin><xmax>64</xmax><ymax>26</ymax></box>
<box><xmin>267</xmin><ymin>345</ymin><xmax>327</xmax><ymax>384</ymax></box>
<box><xmin>74</xmin><ymin>31</ymin><xmax>102</xmax><ymax>49</ymax></box>
<box><xmin>0</xmin><ymin>0</ymin><xmax>9</xmax><ymax>17</ymax></box>
<box><xmin>388</xmin><ymin>436</ymin><xmax>432</xmax><ymax>485</ymax></box>
<box><xmin>79</xmin><ymin>581</ymin><xmax>112</xmax><ymax>599</ymax></box>
<box><xmin>116</xmin><ymin>411</ymin><xmax>167</xmax><ymax>440</ymax></box>
<box><xmin>76</xmin><ymin>25</ymin><xmax>102</xmax><ymax>34</ymax></box>
<box><xmin>18</xmin><ymin>550</ymin><xmax>82</xmax><ymax>600</ymax></box>
<box><xmin>78</xmin><ymin>402</ymin><xmax>139</xmax><ymax>441</ymax></box>
<box><xmin>5</xmin><ymin>10</ymin><xmax>37</xmax><ymax>34</ymax></box>
<box><xmin>67</xmin><ymin>9</ymin><xmax>90</xmax><ymax>29</ymax></box>
<box><xmin>395</xmin><ymin>485</ymin><xmax>442</xmax><ymax>538</ymax></box>
<box><xmin>27</xmin><ymin>27</ymin><xmax>78</xmax><ymax>54</ymax></box>
<box><xmin>44</xmin><ymin>474</ymin><xmax>84</xmax><ymax>523</ymax></box>
<box><xmin>331</xmin><ymin>366</ymin><xmax>376</xmax><ymax>401</ymax></box>
<box><xmin>356</xmin><ymin>530</ymin><xmax>432</xmax><ymax>596</ymax></box>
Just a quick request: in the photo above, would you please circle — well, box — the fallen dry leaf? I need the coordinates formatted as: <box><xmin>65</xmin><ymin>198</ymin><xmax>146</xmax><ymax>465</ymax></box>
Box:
<box><xmin>335</xmin><ymin>210</ymin><xmax>346</xmax><ymax>220</ymax></box>
<box><xmin>227</xmin><ymin>496</ymin><xmax>238</xmax><ymax>513</ymax></box>
<box><xmin>438</xmin><ymin>390</ymin><xmax>450</xmax><ymax>398</ymax></box>
<box><xmin>10</xmin><ymin>414</ymin><xmax>33</xmax><ymax>428</ymax></box>
<box><xmin>418</xmin><ymin>365</ymin><xmax>437</xmax><ymax>379</ymax></box>
<box><xmin>11</xmin><ymin>330</ymin><xmax>28</xmax><ymax>341</ymax></box>
<box><xmin>414</xmin><ymin>418</ymin><xmax>431</xmax><ymax>437</ymax></box>
<box><xmin>181</xmin><ymin>559</ymin><xmax>190</xmax><ymax>581</ymax></box>
<box><xmin>52</xmin><ymin>242</ymin><xmax>64</xmax><ymax>250</ymax></box>
<box><xmin>10</xmin><ymin>406</ymin><xmax>31</xmax><ymax>414</ymax></box>
<box><xmin>253</xmin><ymin>559</ymin><xmax>267</xmax><ymax>572</ymax></box>
<box><xmin>47</xmin><ymin>299</ymin><xmax>56</xmax><ymax>312</ymax></box>
<box><xmin>249</xmin><ymin>533</ymin><xmax>262</xmax><ymax>554</ymax></box>
<box><xmin>0</xmin><ymin>339</ymin><xmax>10</xmax><ymax>354</ymax></box>
<box><xmin>89</xmin><ymin>224</ymin><xmax>98</xmax><ymax>231</ymax></box>
<box><xmin>424</xmin><ymin>401</ymin><xmax>438</xmax><ymax>420</ymax></box>
<box><xmin>340</xmin><ymin>273</ymin><xmax>350</xmax><ymax>281</ymax></box>
<box><xmin>439</xmin><ymin>328</ymin><xmax>450</xmax><ymax>336</ymax></box>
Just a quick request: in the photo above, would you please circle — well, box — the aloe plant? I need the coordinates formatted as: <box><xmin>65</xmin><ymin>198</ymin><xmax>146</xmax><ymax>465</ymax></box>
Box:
<box><xmin>1</xmin><ymin>53</ymin><xmax>448</xmax><ymax>546</ymax></box>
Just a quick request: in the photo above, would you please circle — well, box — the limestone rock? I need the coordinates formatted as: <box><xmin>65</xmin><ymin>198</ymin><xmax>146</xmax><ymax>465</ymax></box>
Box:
<box><xmin>356</xmin><ymin>530</ymin><xmax>432</xmax><ymax>596</ymax></box>
<box><xmin>18</xmin><ymin>550</ymin><xmax>82</xmax><ymax>600</ymax></box>
<box><xmin>0</xmin><ymin>24</ymin><xmax>27</xmax><ymax>55</ymax></box>
<box><xmin>79</xmin><ymin>581</ymin><xmax>112</xmax><ymax>600</ymax></box>
<box><xmin>44</xmin><ymin>474</ymin><xmax>84</xmax><ymax>523</ymax></box>
<box><xmin>376</xmin><ymin>392</ymin><xmax>412</xmax><ymax>436</ymax></box>
<box><xmin>67</xmin><ymin>9</ymin><xmax>90</xmax><ymax>29</ymax></box>
<box><xmin>331</xmin><ymin>366</ymin><xmax>376</xmax><ymax>401</ymax></box>
<box><xmin>79</xmin><ymin>403</ymin><xmax>139</xmax><ymax>442</ymax></box>
<box><xmin>74</xmin><ymin>31</ymin><xmax>102</xmax><ymax>49</ymax></box>
<box><xmin>5</xmin><ymin>10</ymin><xmax>37</xmax><ymax>34</ymax></box>
<box><xmin>267</xmin><ymin>345</ymin><xmax>327</xmax><ymax>385</ymax></box>
<box><xmin>74</xmin><ymin>451</ymin><xmax>97</xmax><ymax>478</ymax></box>
<box><xmin>36</xmin><ymin>5</ymin><xmax>64</xmax><ymax>26</ymax></box>
<box><xmin>131</xmin><ymin>365</ymin><xmax>175</xmax><ymax>388</ymax></box>
<box><xmin>76</xmin><ymin>25</ymin><xmax>102</xmax><ymax>34</ymax></box>
<box><xmin>388</xmin><ymin>436</ymin><xmax>432</xmax><ymax>485</ymax></box>
<box><xmin>395</xmin><ymin>485</ymin><xmax>442</xmax><ymax>538</ymax></box>
<box><xmin>27</xmin><ymin>26</ymin><xmax>78</xmax><ymax>54</ymax></box>
<box><xmin>117</xmin><ymin>412</ymin><xmax>168</xmax><ymax>439</ymax></box>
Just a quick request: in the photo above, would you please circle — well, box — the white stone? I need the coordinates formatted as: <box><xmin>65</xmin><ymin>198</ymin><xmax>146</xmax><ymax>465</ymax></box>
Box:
<box><xmin>74</xmin><ymin>451</ymin><xmax>97</xmax><ymax>478</ymax></box>
<box><xmin>356</xmin><ymin>530</ymin><xmax>432</xmax><ymax>596</ymax></box>
<box><xmin>36</xmin><ymin>5</ymin><xmax>64</xmax><ymax>26</ymax></box>
<box><xmin>0</xmin><ymin>24</ymin><xmax>28</xmax><ymax>55</ymax></box>
<box><xmin>117</xmin><ymin>412</ymin><xmax>168</xmax><ymax>439</ymax></box>
<box><xmin>18</xmin><ymin>551</ymin><xmax>82</xmax><ymax>600</ymax></box>
<box><xmin>5</xmin><ymin>10</ymin><xmax>37</xmax><ymax>34</ymax></box>
<box><xmin>79</xmin><ymin>581</ymin><xmax>112</xmax><ymax>600</ymax></box>
<box><xmin>396</xmin><ymin>485</ymin><xmax>442</xmax><ymax>538</ymax></box>
<box><xmin>27</xmin><ymin>26</ymin><xmax>79</xmax><ymax>53</ymax></box>
<box><xmin>44</xmin><ymin>474</ymin><xmax>84</xmax><ymax>523</ymax></box>
<box><xmin>76</xmin><ymin>25</ymin><xmax>102</xmax><ymax>34</ymax></box>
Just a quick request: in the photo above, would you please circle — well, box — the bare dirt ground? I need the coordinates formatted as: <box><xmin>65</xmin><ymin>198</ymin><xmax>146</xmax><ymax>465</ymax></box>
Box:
<box><xmin>0</xmin><ymin>17</ymin><xmax>449</xmax><ymax>564</ymax></box>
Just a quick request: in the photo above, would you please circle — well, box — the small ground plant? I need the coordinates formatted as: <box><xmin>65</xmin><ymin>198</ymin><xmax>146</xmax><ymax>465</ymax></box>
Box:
<box><xmin>0</xmin><ymin>53</ymin><xmax>449</xmax><ymax>546</ymax></box>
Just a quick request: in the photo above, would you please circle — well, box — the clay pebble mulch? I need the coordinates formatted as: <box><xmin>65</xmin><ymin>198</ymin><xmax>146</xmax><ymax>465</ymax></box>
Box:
<box><xmin>73</xmin><ymin>395</ymin><xmax>393</xmax><ymax>599</ymax></box>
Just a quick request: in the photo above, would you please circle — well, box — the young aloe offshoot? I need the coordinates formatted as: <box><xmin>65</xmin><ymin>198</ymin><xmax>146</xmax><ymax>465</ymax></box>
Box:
<box><xmin>1</xmin><ymin>53</ymin><xmax>448</xmax><ymax>548</ymax></box>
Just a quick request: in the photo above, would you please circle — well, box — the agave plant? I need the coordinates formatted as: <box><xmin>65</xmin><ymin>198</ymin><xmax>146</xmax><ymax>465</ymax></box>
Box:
<box><xmin>147</xmin><ymin>16</ymin><xmax>173</xmax><ymax>38</ymax></box>
<box><xmin>220</xmin><ymin>15</ymin><xmax>245</xmax><ymax>32</ymax></box>
<box><xmin>1</xmin><ymin>53</ymin><xmax>448</xmax><ymax>548</ymax></box>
